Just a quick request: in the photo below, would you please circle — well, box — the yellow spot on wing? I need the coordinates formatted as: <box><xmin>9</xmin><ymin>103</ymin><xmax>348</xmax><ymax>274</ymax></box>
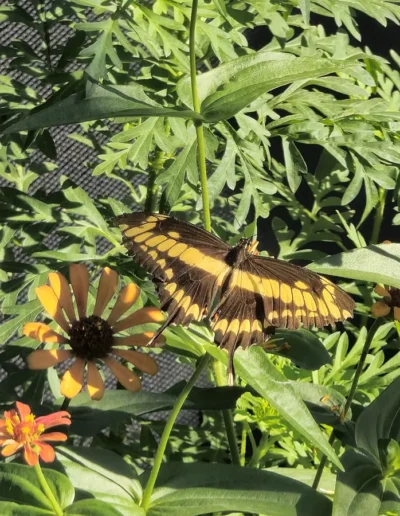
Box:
<box><xmin>228</xmin><ymin>319</ymin><xmax>240</xmax><ymax>334</ymax></box>
<box><xmin>180</xmin><ymin>248</ymin><xmax>203</xmax><ymax>266</ymax></box>
<box><xmin>187</xmin><ymin>304</ymin><xmax>200</xmax><ymax>319</ymax></box>
<box><xmin>168</xmin><ymin>243</ymin><xmax>188</xmax><ymax>257</ymax></box>
<box><xmin>240</xmin><ymin>320</ymin><xmax>251</xmax><ymax>334</ymax></box>
<box><xmin>180</xmin><ymin>296</ymin><xmax>191</xmax><ymax>312</ymax></box>
<box><xmin>157</xmin><ymin>259</ymin><xmax>166</xmax><ymax>268</ymax></box>
<box><xmin>134</xmin><ymin>231</ymin><xmax>153</xmax><ymax>243</ymax></box>
<box><xmin>292</xmin><ymin>289</ymin><xmax>304</xmax><ymax>307</ymax></box>
<box><xmin>252</xmin><ymin>320</ymin><xmax>263</xmax><ymax>333</ymax></box>
<box><xmin>270</xmin><ymin>280</ymin><xmax>279</xmax><ymax>298</ymax></box>
<box><xmin>295</xmin><ymin>281</ymin><xmax>309</xmax><ymax>290</ymax></box>
<box><xmin>282</xmin><ymin>309</ymin><xmax>292</xmax><ymax>318</ymax></box>
<box><xmin>214</xmin><ymin>319</ymin><xmax>228</xmax><ymax>334</ymax></box>
<box><xmin>158</xmin><ymin>239</ymin><xmax>176</xmax><ymax>252</ymax></box>
<box><xmin>147</xmin><ymin>235</ymin><xmax>167</xmax><ymax>247</ymax></box>
<box><xmin>268</xmin><ymin>310</ymin><xmax>279</xmax><ymax>322</ymax></box>
<box><xmin>342</xmin><ymin>309</ymin><xmax>352</xmax><ymax>319</ymax></box>
<box><xmin>165</xmin><ymin>283</ymin><xmax>177</xmax><ymax>295</ymax></box>
<box><xmin>295</xmin><ymin>309</ymin><xmax>307</xmax><ymax>318</ymax></box>
<box><xmin>149</xmin><ymin>251</ymin><xmax>157</xmax><ymax>260</ymax></box>
<box><xmin>280</xmin><ymin>284</ymin><xmax>292</xmax><ymax>304</ymax></box>
<box><xmin>303</xmin><ymin>292</ymin><xmax>317</xmax><ymax>311</ymax></box>
<box><xmin>164</xmin><ymin>269</ymin><xmax>173</xmax><ymax>280</ymax></box>
<box><xmin>173</xmin><ymin>289</ymin><xmax>185</xmax><ymax>303</ymax></box>
<box><xmin>317</xmin><ymin>298</ymin><xmax>329</xmax><ymax>317</ymax></box>
<box><xmin>168</xmin><ymin>231</ymin><xmax>181</xmax><ymax>239</ymax></box>
<box><xmin>124</xmin><ymin>223</ymin><xmax>155</xmax><ymax>237</ymax></box>
<box><xmin>327</xmin><ymin>302</ymin><xmax>341</xmax><ymax>319</ymax></box>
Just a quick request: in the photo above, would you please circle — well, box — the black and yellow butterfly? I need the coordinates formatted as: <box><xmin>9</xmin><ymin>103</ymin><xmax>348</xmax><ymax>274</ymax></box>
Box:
<box><xmin>115</xmin><ymin>212</ymin><xmax>354</xmax><ymax>380</ymax></box>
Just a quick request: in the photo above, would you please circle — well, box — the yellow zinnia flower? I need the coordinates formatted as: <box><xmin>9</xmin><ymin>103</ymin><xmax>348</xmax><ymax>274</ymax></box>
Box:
<box><xmin>371</xmin><ymin>285</ymin><xmax>400</xmax><ymax>322</ymax></box>
<box><xmin>23</xmin><ymin>264</ymin><xmax>165</xmax><ymax>400</ymax></box>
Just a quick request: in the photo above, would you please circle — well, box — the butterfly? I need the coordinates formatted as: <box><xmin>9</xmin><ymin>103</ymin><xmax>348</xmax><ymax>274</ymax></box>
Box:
<box><xmin>115</xmin><ymin>212</ymin><xmax>355</xmax><ymax>382</ymax></box>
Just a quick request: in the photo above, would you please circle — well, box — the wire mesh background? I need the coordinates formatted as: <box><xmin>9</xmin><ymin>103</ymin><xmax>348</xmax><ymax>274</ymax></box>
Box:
<box><xmin>0</xmin><ymin>0</ymin><xmax>209</xmax><ymax>424</ymax></box>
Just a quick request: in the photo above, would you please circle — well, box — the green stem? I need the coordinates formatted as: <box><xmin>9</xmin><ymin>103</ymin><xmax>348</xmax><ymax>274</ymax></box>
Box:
<box><xmin>189</xmin><ymin>0</ymin><xmax>211</xmax><ymax>232</ymax></box>
<box><xmin>371</xmin><ymin>187</ymin><xmax>387</xmax><ymax>245</ymax></box>
<box><xmin>145</xmin><ymin>150</ymin><xmax>163</xmax><ymax>213</ymax></box>
<box><xmin>142</xmin><ymin>354</ymin><xmax>212</xmax><ymax>510</ymax></box>
<box><xmin>213</xmin><ymin>361</ymin><xmax>241</xmax><ymax>466</ymax></box>
<box><xmin>240</xmin><ymin>424</ymin><xmax>247</xmax><ymax>466</ymax></box>
<box><xmin>312</xmin><ymin>317</ymin><xmax>384</xmax><ymax>490</ymax></box>
<box><xmin>34</xmin><ymin>463</ymin><xmax>63</xmax><ymax>516</ymax></box>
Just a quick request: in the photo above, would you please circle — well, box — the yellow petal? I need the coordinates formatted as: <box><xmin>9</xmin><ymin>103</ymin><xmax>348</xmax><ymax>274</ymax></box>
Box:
<box><xmin>27</xmin><ymin>349</ymin><xmax>72</xmax><ymax>370</ymax></box>
<box><xmin>35</xmin><ymin>286</ymin><xmax>70</xmax><ymax>334</ymax></box>
<box><xmin>112</xmin><ymin>307</ymin><xmax>164</xmax><ymax>333</ymax></box>
<box><xmin>394</xmin><ymin>306</ymin><xmax>400</xmax><ymax>322</ymax></box>
<box><xmin>93</xmin><ymin>267</ymin><xmax>118</xmax><ymax>318</ymax></box>
<box><xmin>371</xmin><ymin>301</ymin><xmax>391</xmax><ymax>317</ymax></box>
<box><xmin>107</xmin><ymin>283</ymin><xmax>140</xmax><ymax>326</ymax></box>
<box><xmin>113</xmin><ymin>332</ymin><xmax>166</xmax><ymax>347</ymax></box>
<box><xmin>113</xmin><ymin>349</ymin><xmax>158</xmax><ymax>376</ymax></box>
<box><xmin>104</xmin><ymin>357</ymin><xmax>141</xmax><ymax>392</ymax></box>
<box><xmin>60</xmin><ymin>358</ymin><xmax>85</xmax><ymax>399</ymax></box>
<box><xmin>48</xmin><ymin>272</ymin><xmax>76</xmax><ymax>323</ymax></box>
<box><xmin>69</xmin><ymin>264</ymin><xmax>89</xmax><ymax>319</ymax></box>
<box><xmin>374</xmin><ymin>285</ymin><xmax>390</xmax><ymax>298</ymax></box>
<box><xmin>87</xmin><ymin>362</ymin><xmax>105</xmax><ymax>400</ymax></box>
<box><xmin>23</xmin><ymin>322</ymin><xmax>67</xmax><ymax>344</ymax></box>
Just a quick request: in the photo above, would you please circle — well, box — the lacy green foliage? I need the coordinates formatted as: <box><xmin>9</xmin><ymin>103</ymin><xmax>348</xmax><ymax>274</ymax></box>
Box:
<box><xmin>1</xmin><ymin>1</ymin><xmax>400</xmax><ymax>515</ymax></box>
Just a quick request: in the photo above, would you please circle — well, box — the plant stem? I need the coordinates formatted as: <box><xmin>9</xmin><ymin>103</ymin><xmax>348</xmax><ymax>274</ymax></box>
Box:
<box><xmin>145</xmin><ymin>150</ymin><xmax>163</xmax><ymax>213</ymax></box>
<box><xmin>212</xmin><ymin>360</ymin><xmax>241</xmax><ymax>466</ymax></box>
<box><xmin>371</xmin><ymin>187</ymin><xmax>387</xmax><ymax>245</ymax></box>
<box><xmin>240</xmin><ymin>424</ymin><xmax>247</xmax><ymax>466</ymax></box>
<box><xmin>34</xmin><ymin>463</ymin><xmax>63</xmax><ymax>516</ymax></box>
<box><xmin>189</xmin><ymin>0</ymin><xmax>211</xmax><ymax>232</ymax></box>
<box><xmin>142</xmin><ymin>354</ymin><xmax>211</xmax><ymax>510</ymax></box>
<box><xmin>312</xmin><ymin>317</ymin><xmax>383</xmax><ymax>490</ymax></box>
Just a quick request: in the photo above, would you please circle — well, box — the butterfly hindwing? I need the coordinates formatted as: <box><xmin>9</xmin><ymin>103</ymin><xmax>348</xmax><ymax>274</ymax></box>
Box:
<box><xmin>210</xmin><ymin>255</ymin><xmax>354</xmax><ymax>351</ymax></box>
<box><xmin>115</xmin><ymin>213</ymin><xmax>231</xmax><ymax>326</ymax></box>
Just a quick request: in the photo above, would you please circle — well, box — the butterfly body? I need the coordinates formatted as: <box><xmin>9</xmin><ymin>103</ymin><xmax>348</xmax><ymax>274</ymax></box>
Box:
<box><xmin>115</xmin><ymin>212</ymin><xmax>355</xmax><ymax>380</ymax></box>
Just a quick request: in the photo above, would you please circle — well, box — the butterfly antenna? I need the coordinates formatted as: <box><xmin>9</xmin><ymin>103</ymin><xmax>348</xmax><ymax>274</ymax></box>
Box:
<box><xmin>146</xmin><ymin>318</ymin><xmax>170</xmax><ymax>347</ymax></box>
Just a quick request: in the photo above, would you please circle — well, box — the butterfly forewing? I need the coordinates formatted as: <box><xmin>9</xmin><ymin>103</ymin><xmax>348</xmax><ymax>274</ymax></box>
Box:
<box><xmin>115</xmin><ymin>213</ymin><xmax>231</xmax><ymax>326</ymax></box>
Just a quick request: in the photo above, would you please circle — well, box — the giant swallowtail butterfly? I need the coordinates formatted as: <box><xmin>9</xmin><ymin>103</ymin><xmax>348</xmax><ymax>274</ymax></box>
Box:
<box><xmin>115</xmin><ymin>213</ymin><xmax>354</xmax><ymax>381</ymax></box>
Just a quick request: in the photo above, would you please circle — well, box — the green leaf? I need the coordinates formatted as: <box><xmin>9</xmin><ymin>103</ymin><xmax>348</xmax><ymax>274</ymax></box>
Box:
<box><xmin>177</xmin><ymin>52</ymin><xmax>296</xmax><ymax>108</ymax></box>
<box><xmin>5</xmin><ymin>87</ymin><xmax>202</xmax><ymax>134</ymax></box>
<box><xmin>144</xmin><ymin>462</ymin><xmax>332</xmax><ymax>516</ymax></box>
<box><xmin>299</xmin><ymin>0</ymin><xmax>310</xmax><ymax>25</ymax></box>
<box><xmin>157</xmin><ymin>131</ymin><xmax>197</xmax><ymax>210</ymax></box>
<box><xmin>65</xmin><ymin>499</ymin><xmax>138</xmax><ymax>516</ymax></box>
<box><xmin>308</xmin><ymin>243</ymin><xmax>400</xmax><ymax>289</ymax></box>
<box><xmin>355</xmin><ymin>375</ymin><xmax>400</xmax><ymax>464</ymax></box>
<box><xmin>56</xmin><ymin>446</ymin><xmax>142</xmax><ymax>504</ymax></box>
<box><xmin>61</xmin><ymin>178</ymin><xmax>108</xmax><ymax>232</ymax></box>
<box><xmin>272</xmin><ymin>328</ymin><xmax>332</xmax><ymax>370</ymax></box>
<box><xmin>0</xmin><ymin>302</ymin><xmax>42</xmax><ymax>343</ymax></box>
<box><xmin>203</xmin><ymin>344</ymin><xmax>342</xmax><ymax>469</ymax></box>
<box><xmin>0</xmin><ymin>503</ymin><xmax>52</xmax><ymax>515</ymax></box>
<box><xmin>201</xmin><ymin>57</ymin><xmax>354</xmax><ymax>122</ymax></box>
<box><xmin>282</xmin><ymin>137</ymin><xmax>307</xmax><ymax>193</ymax></box>
<box><xmin>0</xmin><ymin>463</ymin><xmax>74</xmax><ymax>510</ymax></box>
<box><xmin>333</xmin><ymin>449</ymin><xmax>382</xmax><ymax>516</ymax></box>
<box><xmin>65</xmin><ymin>387</ymin><xmax>246</xmax><ymax>435</ymax></box>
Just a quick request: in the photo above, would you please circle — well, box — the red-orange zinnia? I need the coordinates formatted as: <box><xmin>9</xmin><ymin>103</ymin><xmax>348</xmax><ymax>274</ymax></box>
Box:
<box><xmin>23</xmin><ymin>264</ymin><xmax>164</xmax><ymax>400</ymax></box>
<box><xmin>0</xmin><ymin>402</ymin><xmax>71</xmax><ymax>466</ymax></box>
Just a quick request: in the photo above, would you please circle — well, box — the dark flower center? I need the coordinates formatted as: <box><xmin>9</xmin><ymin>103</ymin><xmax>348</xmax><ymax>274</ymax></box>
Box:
<box><xmin>389</xmin><ymin>288</ymin><xmax>400</xmax><ymax>308</ymax></box>
<box><xmin>69</xmin><ymin>315</ymin><xmax>113</xmax><ymax>361</ymax></box>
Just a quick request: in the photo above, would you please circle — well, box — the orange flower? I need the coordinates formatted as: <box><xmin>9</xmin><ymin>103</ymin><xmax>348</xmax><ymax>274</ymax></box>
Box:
<box><xmin>371</xmin><ymin>285</ymin><xmax>400</xmax><ymax>322</ymax></box>
<box><xmin>0</xmin><ymin>402</ymin><xmax>71</xmax><ymax>466</ymax></box>
<box><xmin>23</xmin><ymin>264</ymin><xmax>165</xmax><ymax>400</ymax></box>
